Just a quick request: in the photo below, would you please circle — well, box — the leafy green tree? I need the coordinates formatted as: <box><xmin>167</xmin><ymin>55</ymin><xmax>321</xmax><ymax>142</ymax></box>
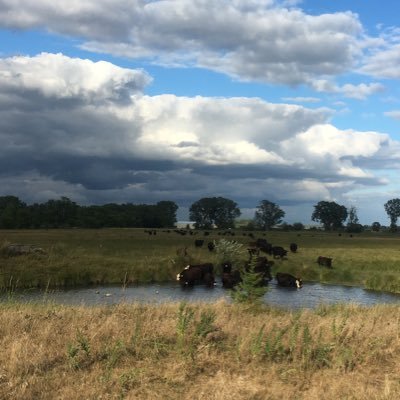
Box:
<box><xmin>231</xmin><ymin>258</ymin><xmax>267</xmax><ymax>305</ymax></box>
<box><xmin>311</xmin><ymin>201</ymin><xmax>348</xmax><ymax>231</ymax></box>
<box><xmin>213</xmin><ymin>239</ymin><xmax>245</xmax><ymax>265</ymax></box>
<box><xmin>346</xmin><ymin>206</ymin><xmax>364</xmax><ymax>233</ymax></box>
<box><xmin>254</xmin><ymin>200</ymin><xmax>285</xmax><ymax>230</ymax></box>
<box><xmin>371</xmin><ymin>221</ymin><xmax>381</xmax><ymax>232</ymax></box>
<box><xmin>292</xmin><ymin>222</ymin><xmax>304</xmax><ymax>231</ymax></box>
<box><xmin>189</xmin><ymin>197</ymin><xmax>241</xmax><ymax>229</ymax></box>
<box><xmin>39</xmin><ymin>197</ymin><xmax>79</xmax><ymax>228</ymax></box>
<box><xmin>155</xmin><ymin>201</ymin><xmax>178</xmax><ymax>227</ymax></box>
<box><xmin>0</xmin><ymin>196</ymin><xmax>28</xmax><ymax>228</ymax></box>
<box><xmin>384</xmin><ymin>198</ymin><xmax>400</xmax><ymax>232</ymax></box>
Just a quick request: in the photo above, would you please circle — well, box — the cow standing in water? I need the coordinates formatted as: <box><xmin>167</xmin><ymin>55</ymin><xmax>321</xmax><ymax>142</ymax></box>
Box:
<box><xmin>177</xmin><ymin>263</ymin><xmax>215</xmax><ymax>287</ymax></box>
<box><xmin>276</xmin><ymin>272</ymin><xmax>302</xmax><ymax>288</ymax></box>
<box><xmin>220</xmin><ymin>261</ymin><xmax>242</xmax><ymax>289</ymax></box>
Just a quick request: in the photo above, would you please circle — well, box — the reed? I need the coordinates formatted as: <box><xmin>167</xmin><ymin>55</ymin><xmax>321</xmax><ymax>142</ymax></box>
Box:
<box><xmin>2</xmin><ymin>300</ymin><xmax>400</xmax><ymax>399</ymax></box>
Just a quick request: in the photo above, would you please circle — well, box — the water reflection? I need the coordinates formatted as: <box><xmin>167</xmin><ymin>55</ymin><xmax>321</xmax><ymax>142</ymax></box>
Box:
<box><xmin>3</xmin><ymin>281</ymin><xmax>400</xmax><ymax>309</ymax></box>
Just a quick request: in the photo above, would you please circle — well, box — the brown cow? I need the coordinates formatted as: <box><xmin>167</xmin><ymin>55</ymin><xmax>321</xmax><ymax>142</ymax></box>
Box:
<box><xmin>317</xmin><ymin>256</ymin><xmax>333</xmax><ymax>268</ymax></box>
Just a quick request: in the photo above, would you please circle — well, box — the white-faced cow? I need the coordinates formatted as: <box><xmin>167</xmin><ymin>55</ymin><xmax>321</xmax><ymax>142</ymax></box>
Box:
<box><xmin>177</xmin><ymin>263</ymin><xmax>215</xmax><ymax>287</ymax></box>
<box><xmin>276</xmin><ymin>272</ymin><xmax>302</xmax><ymax>288</ymax></box>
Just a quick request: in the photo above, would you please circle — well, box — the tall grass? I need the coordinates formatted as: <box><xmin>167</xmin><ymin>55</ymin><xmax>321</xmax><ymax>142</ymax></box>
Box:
<box><xmin>1</xmin><ymin>300</ymin><xmax>400</xmax><ymax>399</ymax></box>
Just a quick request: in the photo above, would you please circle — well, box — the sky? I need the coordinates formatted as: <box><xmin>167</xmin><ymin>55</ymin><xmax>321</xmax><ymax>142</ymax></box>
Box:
<box><xmin>1</xmin><ymin>0</ymin><xmax>400</xmax><ymax>225</ymax></box>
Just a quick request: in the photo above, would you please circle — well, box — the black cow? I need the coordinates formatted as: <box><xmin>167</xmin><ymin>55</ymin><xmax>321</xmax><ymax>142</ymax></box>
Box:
<box><xmin>317</xmin><ymin>256</ymin><xmax>333</xmax><ymax>268</ymax></box>
<box><xmin>271</xmin><ymin>246</ymin><xmax>288</xmax><ymax>259</ymax></box>
<box><xmin>276</xmin><ymin>272</ymin><xmax>302</xmax><ymax>288</ymax></box>
<box><xmin>194</xmin><ymin>239</ymin><xmax>204</xmax><ymax>248</ymax></box>
<box><xmin>221</xmin><ymin>269</ymin><xmax>242</xmax><ymax>289</ymax></box>
<box><xmin>245</xmin><ymin>256</ymin><xmax>273</xmax><ymax>283</ymax></box>
<box><xmin>259</xmin><ymin>243</ymin><xmax>273</xmax><ymax>255</ymax></box>
<box><xmin>256</xmin><ymin>238</ymin><xmax>268</xmax><ymax>248</ymax></box>
<box><xmin>177</xmin><ymin>266</ymin><xmax>203</xmax><ymax>287</ymax></box>
<box><xmin>207</xmin><ymin>242</ymin><xmax>215</xmax><ymax>252</ymax></box>
<box><xmin>221</xmin><ymin>261</ymin><xmax>232</xmax><ymax>273</ymax></box>
<box><xmin>289</xmin><ymin>243</ymin><xmax>298</xmax><ymax>253</ymax></box>
<box><xmin>203</xmin><ymin>272</ymin><xmax>215</xmax><ymax>287</ymax></box>
<box><xmin>177</xmin><ymin>263</ymin><xmax>215</xmax><ymax>287</ymax></box>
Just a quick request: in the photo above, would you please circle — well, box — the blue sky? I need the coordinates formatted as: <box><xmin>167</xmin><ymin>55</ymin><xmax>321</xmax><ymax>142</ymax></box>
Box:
<box><xmin>1</xmin><ymin>0</ymin><xmax>400</xmax><ymax>225</ymax></box>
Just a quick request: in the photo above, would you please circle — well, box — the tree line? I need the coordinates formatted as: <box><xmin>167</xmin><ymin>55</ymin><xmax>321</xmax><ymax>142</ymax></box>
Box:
<box><xmin>0</xmin><ymin>194</ymin><xmax>399</xmax><ymax>231</ymax></box>
<box><xmin>189</xmin><ymin>196</ymin><xmax>399</xmax><ymax>233</ymax></box>
<box><xmin>0</xmin><ymin>196</ymin><xmax>178</xmax><ymax>229</ymax></box>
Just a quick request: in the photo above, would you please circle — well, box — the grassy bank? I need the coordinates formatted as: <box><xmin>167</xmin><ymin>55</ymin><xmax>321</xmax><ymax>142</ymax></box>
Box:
<box><xmin>1</xmin><ymin>228</ymin><xmax>400</xmax><ymax>292</ymax></box>
<box><xmin>1</xmin><ymin>300</ymin><xmax>400</xmax><ymax>399</ymax></box>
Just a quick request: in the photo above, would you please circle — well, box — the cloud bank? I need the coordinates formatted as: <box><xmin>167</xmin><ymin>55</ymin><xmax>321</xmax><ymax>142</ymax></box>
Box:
<box><xmin>0</xmin><ymin>0</ymin><xmax>387</xmax><ymax>88</ymax></box>
<box><xmin>0</xmin><ymin>53</ymin><xmax>396</xmax><ymax>221</ymax></box>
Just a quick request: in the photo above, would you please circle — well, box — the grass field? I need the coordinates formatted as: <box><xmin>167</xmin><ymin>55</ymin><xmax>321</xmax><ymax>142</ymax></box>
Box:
<box><xmin>1</xmin><ymin>228</ymin><xmax>400</xmax><ymax>292</ymax></box>
<box><xmin>2</xmin><ymin>229</ymin><xmax>400</xmax><ymax>399</ymax></box>
<box><xmin>1</xmin><ymin>300</ymin><xmax>400</xmax><ymax>399</ymax></box>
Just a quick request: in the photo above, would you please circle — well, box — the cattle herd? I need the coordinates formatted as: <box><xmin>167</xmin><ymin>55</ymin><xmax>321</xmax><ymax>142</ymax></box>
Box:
<box><xmin>173</xmin><ymin>232</ymin><xmax>334</xmax><ymax>291</ymax></box>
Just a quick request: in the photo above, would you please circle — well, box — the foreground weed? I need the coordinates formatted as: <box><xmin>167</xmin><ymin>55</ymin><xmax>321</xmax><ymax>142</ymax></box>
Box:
<box><xmin>250</xmin><ymin>324</ymin><xmax>265</xmax><ymax>359</ymax></box>
<box><xmin>194</xmin><ymin>308</ymin><xmax>216</xmax><ymax>338</ymax></box>
<box><xmin>176</xmin><ymin>302</ymin><xmax>195</xmax><ymax>354</ymax></box>
<box><xmin>66</xmin><ymin>329</ymin><xmax>91</xmax><ymax>370</ymax></box>
<box><xmin>288</xmin><ymin>314</ymin><xmax>301</xmax><ymax>360</ymax></box>
<box><xmin>129</xmin><ymin>321</ymin><xmax>143</xmax><ymax>357</ymax></box>
<box><xmin>119</xmin><ymin>369</ymin><xmax>142</xmax><ymax>392</ymax></box>
<box><xmin>106</xmin><ymin>339</ymin><xmax>126</xmax><ymax>369</ymax></box>
<box><xmin>311</xmin><ymin>332</ymin><xmax>334</xmax><ymax>369</ymax></box>
<box><xmin>300</xmin><ymin>323</ymin><xmax>312</xmax><ymax>367</ymax></box>
<box><xmin>176</xmin><ymin>303</ymin><xmax>219</xmax><ymax>360</ymax></box>
<box><xmin>66</xmin><ymin>343</ymin><xmax>80</xmax><ymax>370</ymax></box>
<box><xmin>263</xmin><ymin>325</ymin><xmax>288</xmax><ymax>362</ymax></box>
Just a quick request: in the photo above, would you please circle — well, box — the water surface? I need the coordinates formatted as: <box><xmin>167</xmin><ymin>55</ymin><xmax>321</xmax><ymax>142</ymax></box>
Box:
<box><xmin>3</xmin><ymin>281</ymin><xmax>400</xmax><ymax>309</ymax></box>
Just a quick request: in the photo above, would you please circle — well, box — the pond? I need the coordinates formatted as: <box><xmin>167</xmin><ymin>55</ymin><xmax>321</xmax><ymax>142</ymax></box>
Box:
<box><xmin>3</xmin><ymin>281</ymin><xmax>400</xmax><ymax>309</ymax></box>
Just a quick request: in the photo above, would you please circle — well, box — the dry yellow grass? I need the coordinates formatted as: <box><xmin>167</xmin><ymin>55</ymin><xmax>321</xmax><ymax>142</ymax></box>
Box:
<box><xmin>1</xmin><ymin>300</ymin><xmax>400</xmax><ymax>399</ymax></box>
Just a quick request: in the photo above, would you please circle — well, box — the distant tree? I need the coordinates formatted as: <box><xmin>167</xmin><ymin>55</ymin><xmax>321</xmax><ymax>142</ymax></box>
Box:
<box><xmin>371</xmin><ymin>221</ymin><xmax>381</xmax><ymax>232</ymax></box>
<box><xmin>254</xmin><ymin>200</ymin><xmax>285</xmax><ymax>230</ymax></box>
<box><xmin>0</xmin><ymin>195</ymin><xmax>28</xmax><ymax>228</ymax></box>
<box><xmin>384</xmin><ymin>198</ymin><xmax>400</xmax><ymax>232</ymax></box>
<box><xmin>346</xmin><ymin>206</ymin><xmax>364</xmax><ymax>233</ymax></box>
<box><xmin>0</xmin><ymin>195</ymin><xmax>178</xmax><ymax>229</ymax></box>
<box><xmin>347</xmin><ymin>206</ymin><xmax>359</xmax><ymax>225</ymax></box>
<box><xmin>155</xmin><ymin>201</ymin><xmax>178</xmax><ymax>227</ymax></box>
<box><xmin>189</xmin><ymin>197</ymin><xmax>241</xmax><ymax>229</ymax></box>
<box><xmin>311</xmin><ymin>201</ymin><xmax>348</xmax><ymax>231</ymax></box>
<box><xmin>292</xmin><ymin>222</ymin><xmax>304</xmax><ymax>231</ymax></box>
<box><xmin>40</xmin><ymin>197</ymin><xmax>79</xmax><ymax>228</ymax></box>
<box><xmin>279</xmin><ymin>222</ymin><xmax>291</xmax><ymax>231</ymax></box>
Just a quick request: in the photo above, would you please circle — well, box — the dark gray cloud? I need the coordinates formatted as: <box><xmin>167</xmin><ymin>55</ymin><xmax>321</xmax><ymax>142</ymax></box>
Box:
<box><xmin>0</xmin><ymin>53</ymin><xmax>396</xmax><ymax>223</ymax></box>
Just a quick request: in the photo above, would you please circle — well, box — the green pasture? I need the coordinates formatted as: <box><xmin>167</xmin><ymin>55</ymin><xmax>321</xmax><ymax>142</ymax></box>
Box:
<box><xmin>1</xmin><ymin>228</ymin><xmax>400</xmax><ymax>292</ymax></box>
